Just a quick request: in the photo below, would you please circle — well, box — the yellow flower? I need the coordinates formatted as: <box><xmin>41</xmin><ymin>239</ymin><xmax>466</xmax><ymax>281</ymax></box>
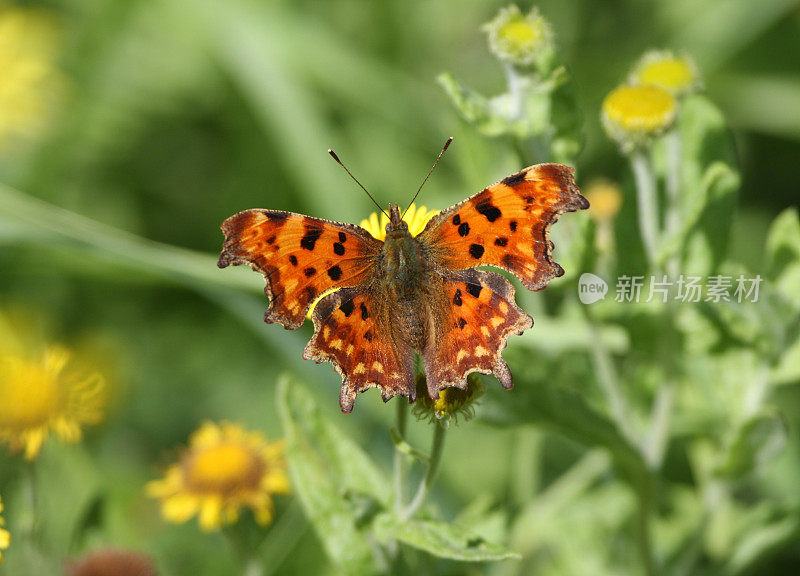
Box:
<box><xmin>146</xmin><ymin>421</ymin><xmax>290</xmax><ymax>532</ymax></box>
<box><xmin>413</xmin><ymin>373</ymin><xmax>484</xmax><ymax>425</ymax></box>
<box><xmin>360</xmin><ymin>203</ymin><xmax>438</xmax><ymax>241</ymax></box>
<box><xmin>65</xmin><ymin>549</ymin><xmax>157</xmax><ymax>576</ymax></box>
<box><xmin>630</xmin><ymin>50</ymin><xmax>701</xmax><ymax>96</ymax></box>
<box><xmin>306</xmin><ymin>204</ymin><xmax>438</xmax><ymax>318</ymax></box>
<box><xmin>0</xmin><ymin>6</ymin><xmax>63</xmax><ymax>149</ymax></box>
<box><xmin>584</xmin><ymin>178</ymin><xmax>623</xmax><ymax>222</ymax></box>
<box><xmin>0</xmin><ymin>495</ymin><xmax>9</xmax><ymax>565</ymax></box>
<box><xmin>601</xmin><ymin>84</ymin><xmax>677</xmax><ymax>151</ymax></box>
<box><xmin>0</xmin><ymin>346</ymin><xmax>107</xmax><ymax>460</ymax></box>
<box><xmin>484</xmin><ymin>5</ymin><xmax>554</xmax><ymax>68</ymax></box>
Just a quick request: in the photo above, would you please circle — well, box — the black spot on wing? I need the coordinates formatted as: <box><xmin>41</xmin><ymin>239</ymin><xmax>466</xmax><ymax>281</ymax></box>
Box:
<box><xmin>469</xmin><ymin>243</ymin><xmax>485</xmax><ymax>259</ymax></box>
<box><xmin>300</xmin><ymin>226</ymin><xmax>323</xmax><ymax>251</ymax></box>
<box><xmin>333</xmin><ymin>242</ymin><xmax>345</xmax><ymax>256</ymax></box>
<box><xmin>266</xmin><ymin>211</ymin><xmax>290</xmax><ymax>222</ymax></box>
<box><xmin>501</xmin><ymin>171</ymin><xmax>526</xmax><ymax>186</ymax></box>
<box><xmin>494</xmin><ymin>237</ymin><xmax>508</xmax><ymax>247</ymax></box>
<box><xmin>327</xmin><ymin>265</ymin><xmax>343</xmax><ymax>281</ymax></box>
<box><xmin>359</xmin><ymin>302</ymin><xmax>369</xmax><ymax>320</ymax></box>
<box><xmin>452</xmin><ymin>214</ymin><xmax>461</xmax><ymax>225</ymax></box>
<box><xmin>304</xmin><ymin>267</ymin><xmax>316</xmax><ymax>277</ymax></box>
<box><xmin>289</xmin><ymin>255</ymin><xmax>298</xmax><ymax>266</ymax></box>
<box><xmin>509</xmin><ymin>221</ymin><xmax>518</xmax><ymax>232</ymax></box>
<box><xmin>453</xmin><ymin>289</ymin><xmax>463</xmax><ymax>306</ymax></box>
<box><xmin>364</xmin><ymin>330</ymin><xmax>373</xmax><ymax>342</ymax></box>
<box><xmin>458</xmin><ymin>318</ymin><xmax>467</xmax><ymax>329</ymax></box>
<box><xmin>475</xmin><ymin>198</ymin><xmax>502</xmax><ymax>222</ymax></box>
<box><xmin>338</xmin><ymin>232</ymin><xmax>347</xmax><ymax>243</ymax></box>
<box><xmin>340</xmin><ymin>299</ymin><xmax>355</xmax><ymax>317</ymax></box>
<box><xmin>466</xmin><ymin>283</ymin><xmax>482</xmax><ymax>298</ymax></box>
<box><xmin>458</xmin><ymin>222</ymin><xmax>470</xmax><ymax>237</ymax></box>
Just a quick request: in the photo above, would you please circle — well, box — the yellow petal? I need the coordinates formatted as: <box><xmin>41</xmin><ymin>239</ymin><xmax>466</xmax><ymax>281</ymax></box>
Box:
<box><xmin>198</xmin><ymin>497</ymin><xmax>223</xmax><ymax>531</ymax></box>
<box><xmin>162</xmin><ymin>494</ymin><xmax>199</xmax><ymax>524</ymax></box>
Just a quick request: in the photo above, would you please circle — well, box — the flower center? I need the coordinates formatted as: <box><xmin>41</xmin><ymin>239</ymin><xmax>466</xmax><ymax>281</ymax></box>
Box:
<box><xmin>603</xmin><ymin>85</ymin><xmax>676</xmax><ymax>131</ymax></box>
<box><xmin>0</xmin><ymin>356</ymin><xmax>61</xmax><ymax>428</ymax></box>
<box><xmin>184</xmin><ymin>442</ymin><xmax>263</xmax><ymax>494</ymax></box>
<box><xmin>638</xmin><ymin>58</ymin><xmax>693</xmax><ymax>91</ymax></box>
<box><xmin>499</xmin><ymin>20</ymin><xmax>540</xmax><ymax>47</ymax></box>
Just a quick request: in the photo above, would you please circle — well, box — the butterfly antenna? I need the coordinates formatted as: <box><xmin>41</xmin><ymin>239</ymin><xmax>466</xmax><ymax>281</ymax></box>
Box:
<box><xmin>401</xmin><ymin>136</ymin><xmax>453</xmax><ymax>219</ymax></box>
<box><xmin>328</xmin><ymin>149</ymin><xmax>389</xmax><ymax>219</ymax></box>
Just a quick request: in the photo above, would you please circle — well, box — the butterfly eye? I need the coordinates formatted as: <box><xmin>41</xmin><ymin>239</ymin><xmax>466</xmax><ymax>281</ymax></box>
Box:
<box><xmin>386</xmin><ymin>219</ymin><xmax>409</xmax><ymax>234</ymax></box>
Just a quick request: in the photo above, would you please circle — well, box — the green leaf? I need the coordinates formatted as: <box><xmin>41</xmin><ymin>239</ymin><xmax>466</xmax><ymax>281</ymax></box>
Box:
<box><xmin>664</xmin><ymin>94</ymin><xmax>740</xmax><ymax>273</ymax></box>
<box><xmin>714</xmin><ymin>410</ymin><xmax>787</xmax><ymax>480</ymax></box>
<box><xmin>278</xmin><ymin>376</ymin><xmax>388</xmax><ymax>576</ymax></box>
<box><xmin>766</xmin><ymin>207</ymin><xmax>800</xmax><ymax>276</ymax></box>
<box><xmin>373</xmin><ymin>514</ymin><xmax>520</xmax><ymax>562</ymax></box>
<box><xmin>479</xmin><ymin>352</ymin><xmax>651</xmax><ymax>498</ymax></box>
<box><xmin>36</xmin><ymin>441</ymin><xmax>103</xmax><ymax>554</ymax></box>
<box><xmin>437</xmin><ymin>73</ymin><xmax>506</xmax><ymax>136</ymax></box>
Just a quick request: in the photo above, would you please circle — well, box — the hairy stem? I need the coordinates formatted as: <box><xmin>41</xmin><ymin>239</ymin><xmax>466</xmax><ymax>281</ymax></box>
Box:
<box><xmin>393</xmin><ymin>399</ymin><xmax>409</xmax><ymax>515</ymax></box>
<box><xmin>630</xmin><ymin>151</ymin><xmax>660</xmax><ymax>270</ymax></box>
<box><xmin>636</xmin><ymin>488</ymin><xmax>658</xmax><ymax>576</ymax></box>
<box><xmin>401</xmin><ymin>423</ymin><xmax>447</xmax><ymax>521</ymax></box>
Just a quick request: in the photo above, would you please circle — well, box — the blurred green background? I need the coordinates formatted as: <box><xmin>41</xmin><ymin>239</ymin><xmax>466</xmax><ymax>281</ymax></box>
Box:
<box><xmin>1</xmin><ymin>0</ymin><xmax>799</xmax><ymax>575</ymax></box>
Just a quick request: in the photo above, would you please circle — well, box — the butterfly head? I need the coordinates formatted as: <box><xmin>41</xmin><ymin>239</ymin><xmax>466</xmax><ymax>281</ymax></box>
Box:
<box><xmin>386</xmin><ymin>204</ymin><xmax>409</xmax><ymax>235</ymax></box>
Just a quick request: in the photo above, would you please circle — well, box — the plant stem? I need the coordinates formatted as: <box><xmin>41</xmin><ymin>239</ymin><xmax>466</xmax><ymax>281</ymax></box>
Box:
<box><xmin>393</xmin><ymin>399</ymin><xmax>409</xmax><ymax>515</ymax></box>
<box><xmin>636</xmin><ymin>489</ymin><xmax>658</xmax><ymax>576</ymax></box>
<box><xmin>629</xmin><ymin>150</ymin><xmax>660</xmax><ymax>270</ymax></box>
<box><xmin>401</xmin><ymin>423</ymin><xmax>447</xmax><ymax>521</ymax></box>
<box><xmin>20</xmin><ymin>460</ymin><xmax>39</xmax><ymax>543</ymax></box>
<box><xmin>586</xmin><ymin>319</ymin><xmax>638</xmax><ymax>445</ymax></box>
<box><xmin>504</xmin><ymin>63</ymin><xmax>526</xmax><ymax>121</ymax></box>
<box><xmin>664</xmin><ymin>129</ymin><xmax>682</xmax><ymax>278</ymax></box>
<box><xmin>643</xmin><ymin>384</ymin><xmax>674</xmax><ymax>469</ymax></box>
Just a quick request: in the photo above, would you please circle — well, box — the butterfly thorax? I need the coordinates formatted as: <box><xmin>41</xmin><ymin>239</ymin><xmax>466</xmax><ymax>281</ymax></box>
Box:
<box><xmin>373</xmin><ymin>204</ymin><xmax>438</xmax><ymax>350</ymax></box>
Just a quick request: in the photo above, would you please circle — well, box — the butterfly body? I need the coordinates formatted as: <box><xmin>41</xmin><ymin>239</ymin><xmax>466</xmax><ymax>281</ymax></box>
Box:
<box><xmin>219</xmin><ymin>163</ymin><xmax>588</xmax><ymax>413</ymax></box>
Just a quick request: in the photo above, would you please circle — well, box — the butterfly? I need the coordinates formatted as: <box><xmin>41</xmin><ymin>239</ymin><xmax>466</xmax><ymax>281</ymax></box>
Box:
<box><xmin>218</xmin><ymin>154</ymin><xmax>588</xmax><ymax>413</ymax></box>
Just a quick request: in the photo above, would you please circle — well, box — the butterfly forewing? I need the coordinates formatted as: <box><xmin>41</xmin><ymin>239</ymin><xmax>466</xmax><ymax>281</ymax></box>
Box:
<box><xmin>218</xmin><ymin>210</ymin><xmax>381</xmax><ymax>329</ymax></box>
<box><xmin>419</xmin><ymin>163</ymin><xmax>588</xmax><ymax>290</ymax></box>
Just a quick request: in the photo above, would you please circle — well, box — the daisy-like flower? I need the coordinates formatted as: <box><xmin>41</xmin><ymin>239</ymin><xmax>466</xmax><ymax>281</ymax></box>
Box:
<box><xmin>0</xmin><ymin>6</ymin><xmax>63</xmax><ymax>149</ymax></box>
<box><xmin>146</xmin><ymin>421</ymin><xmax>289</xmax><ymax>532</ymax></box>
<box><xmin>360</xmin><ymin>203</ymin><xmax>438</xmax><ymax>241</ymax></box>
<box><xmin>0</xmin><ymin>495</ymin><xmax>9</xmax><ymax>565</ymax></box>
<box><xmin>413</xmin><ymin>373</ymin><xmax>484</xmax><ymax>426</ymax></box>
<box><xmin>601</xmin><ymin>84</ymin><xmax>677</xmax><ymax>152</ymax></box>
<box><xmin>65</xmin><ymin>549</ymin><xmax>157</xmax><ymax>576</ymax></box>
<box><xmin>484</xmin><ymin>5</ymin><xmax>554</xmax><ymax>69</ymax></box>
<box><xmin>630</xmin><ymin>50</ymin><xmax>702</xmax><ymax>97</ymax></box>
<box><xmin>0</xmin><ymin>346</ymin><xmax>107</xmax><ymax>460</ymax></box>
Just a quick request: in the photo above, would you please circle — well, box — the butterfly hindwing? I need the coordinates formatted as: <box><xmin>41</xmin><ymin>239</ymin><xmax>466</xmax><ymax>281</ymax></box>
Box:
<box><xmin>304</xmin><ymin>287</ymin><xmax>416</xmax><ymax>413</ymax></box>
<box><xmin>419</xmin><ymin>163</ymin><xmax>588</xmax><ymax>290</ymax></box>
<box><xmin>218</xmin><ymin>210</ymin><xmax>382</xmax><ymax>329</ymax></box>
<box><xmin>424</xmin><ymin>268</ymin><xmax>533</xmax><ymax>398</ymax></box>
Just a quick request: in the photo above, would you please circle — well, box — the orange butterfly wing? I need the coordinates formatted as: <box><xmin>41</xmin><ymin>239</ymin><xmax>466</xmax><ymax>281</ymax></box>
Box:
<box><xmin>423</xmin><ymin>269</ymin><xmax>532</xmax><ymax>398</ymax></box>
<box><xmin>303</xmin><ymin>288</ymin><xmax>415</xmax><ymax>413</ymax></box>
<box><xmin>218</xmin><ymin>210</ymin><xmax>381</xmax><ymax>329</ymax></box>
<box><xmin>418</xmin><ymin>163</ymin><xmax>588</xmax><ymax>290</ymax></box>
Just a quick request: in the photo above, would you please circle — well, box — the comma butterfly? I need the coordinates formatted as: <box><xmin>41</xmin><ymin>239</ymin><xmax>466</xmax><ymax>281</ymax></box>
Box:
<box><xmin>218</xmin><ymin>143</ymin><xmax>588</xmax><ymax>413</ymax></box>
